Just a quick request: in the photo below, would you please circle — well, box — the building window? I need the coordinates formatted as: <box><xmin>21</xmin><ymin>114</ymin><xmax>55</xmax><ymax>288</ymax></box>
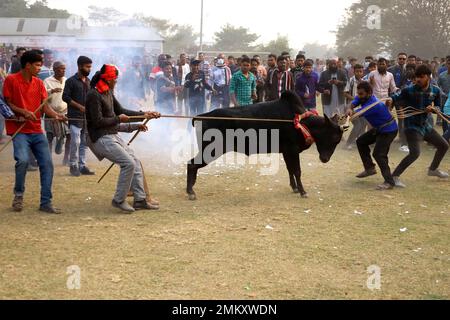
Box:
<box><xmin>17</xmin><ymin>19</ymin><xmax>25</xmax><ymax>32</ymax></box>
<box><xmin>48</xmin><ymin>20</ymin><xmax>58</xmax><ymax>32</ymax></box>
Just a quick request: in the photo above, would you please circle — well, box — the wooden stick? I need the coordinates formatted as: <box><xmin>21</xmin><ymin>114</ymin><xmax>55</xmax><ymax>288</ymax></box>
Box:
<box><xmin>0</xmin><ymin>95</ymin><xmax>52</xmax><ymax>154</ymax></box>
<box><xmin>97</xmin><ymin>118</ymin><xmax>152</xmax><ymax>184</ymax></box>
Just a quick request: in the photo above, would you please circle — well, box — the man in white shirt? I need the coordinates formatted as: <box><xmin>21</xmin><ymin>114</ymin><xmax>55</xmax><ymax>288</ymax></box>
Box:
<box><xmin>44</xmin><ymin>61</ymin><xmax>70</xmax><ymax>164</ymax></box>
<box><xmin>174</xmin><ymin>53</ymin><xmax>190</xmax><ymax>114</ymax></box>
<box><xmin>369</xmin><ymin>57</ymin><xmax>398</xmax><ymax>100</ymax></box>
<box><xmin>210</xmin><ymin>57</ymin><xmax>232</xmax><ymax>109</ymax></box>
<box><xmin>344</xmin><ymin>64</ymin><xmax>368</xmax><ymax>149</ymax></box>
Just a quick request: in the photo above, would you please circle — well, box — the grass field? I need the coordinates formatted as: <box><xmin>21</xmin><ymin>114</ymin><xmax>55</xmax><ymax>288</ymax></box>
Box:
<box><xmin>0</xmin><ymin>118</ymin><xmax>450</xmax><ymax>300</ymax></box>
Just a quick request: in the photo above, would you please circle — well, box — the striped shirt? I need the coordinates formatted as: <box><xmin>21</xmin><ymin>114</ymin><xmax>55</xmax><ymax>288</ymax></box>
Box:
<box><xmin>266</xmin><ymin>69</ymin><xmax>295</xmax><ymax>101</ymax></box>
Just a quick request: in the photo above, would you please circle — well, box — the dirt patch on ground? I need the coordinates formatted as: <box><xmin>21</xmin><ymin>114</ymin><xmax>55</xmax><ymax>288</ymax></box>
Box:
<box><xmin>0</xmin><ymin>129</ymin><xmax>449</xmax><ymax>299</ymax></box>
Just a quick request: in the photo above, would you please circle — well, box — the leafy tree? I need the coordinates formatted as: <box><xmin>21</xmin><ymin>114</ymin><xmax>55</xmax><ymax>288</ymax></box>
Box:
<box><xmin>0</xmin><ymin>0</ymin><xmax>70</xmax><ymax>18</ymax></box>
<box><xmin>258</xmin><ymin>35</ymin><xmax>292</xmax><ymax>55</ymax></box>
<box><xmin>164</xmin><ymin>24</ymin><xmax>199</xmax><ymax>56</ymax></box>
<box><xmin>302</xmin><ymin>42</ymin><xmax>336</xmax><ymax>59</ymax></box>
<box><xmin>133</xmin><ymin>14</ymin><xmax>199</xmax><ymax>56</ymax></box>
<box><xmin>213</xmin><ymin>24</ymin><xmax>259</xmax><ymax>52</ymax></box>
<box><xmin>336</xmin><ymin>0</ymin><xmax>450</xmax><ymax>58</ymax></box>
<box><xmin>88</xmin><ymin>5</ymin><xmax>126</xmax><ymax>26</ymax></box>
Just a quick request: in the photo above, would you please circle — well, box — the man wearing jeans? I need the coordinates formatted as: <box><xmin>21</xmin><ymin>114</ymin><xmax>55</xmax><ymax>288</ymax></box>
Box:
<box><xmin>63</xmin><ymin>56</ymin><xmax>95</xmax><ymax>177</ymax></box>
<box><xmin>387</xmin><ymin>65</ymin><xmax>449</xmax><ymax>188</ymax></box>
<box><xmin>3</xmin><ymin>50</ymin><xmax>66</xmax><ymax>214</ymax></box>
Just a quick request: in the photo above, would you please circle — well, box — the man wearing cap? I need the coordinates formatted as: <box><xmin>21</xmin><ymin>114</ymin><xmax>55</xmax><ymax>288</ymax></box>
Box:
<box><xmin>210</xmin><ymin>57</ymin><xmax>232</xmax><ymax>109</ymax></box>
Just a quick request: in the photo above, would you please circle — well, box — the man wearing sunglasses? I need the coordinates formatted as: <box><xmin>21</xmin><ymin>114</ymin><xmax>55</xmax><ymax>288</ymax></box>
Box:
<box><xmin>388</xmin><ymin>52</ymin><xmax>409</xmax><ymax>153</ymax></box>
<box><xmin>388</xmin><ymin>53</ymin><xmax>408</xmax><ymax>89</ymax></box>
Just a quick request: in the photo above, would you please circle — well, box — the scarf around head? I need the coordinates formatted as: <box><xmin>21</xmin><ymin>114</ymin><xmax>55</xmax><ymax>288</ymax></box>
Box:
<box><xmin>96</xmin><ymin>64</ymin><xmax>118</xmax><ymax>93</ymax></box>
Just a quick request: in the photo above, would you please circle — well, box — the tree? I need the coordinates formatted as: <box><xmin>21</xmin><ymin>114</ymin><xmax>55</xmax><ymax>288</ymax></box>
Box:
<box><xmin>133</xmin><ymin>14</ymin><xmax>172</xmax><ymax>36</ymax></box>
<box><xmin>88</xmin><ymin>5</ymin><xmax>126</xmax><ymax>26</ymax></box>
<box><xmin>259</xmin><ymin>35</ymin><xmax>292</xmax><ymax>55</ymax></box>
<box><xmin>336</xmin><ymin>0</ymin><xmax>450</xmax><ymax>58</ymax></box>
<box><xmin>213</xmin><ymin>24</ymin><xmax>259</xmax><ymax>52</ymax></box>
<box><xmin>164</xmin><ymin>24</ymin><xmax>199</xmax><ymax>56</ymax></box>
<box><xmin>133</xmin><ymin>14</ymin><xmax>199</xmax><ymax>56</ymax></box>
<box><xmin>0</xmin><ymin>0</ymin><xmax>70</xmax><ymax>18</ymax></box>
<box><xmin>302</xmin><ymin>42</ymin><xmax>336</xmax><ymax>59</ymax></box>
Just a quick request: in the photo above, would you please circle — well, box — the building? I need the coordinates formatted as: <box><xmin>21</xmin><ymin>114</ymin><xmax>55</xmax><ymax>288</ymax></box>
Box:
<box><xmin>0</xmin><ymin>17</ymin><xmax>164</xmax><ymax>56</ymax></box>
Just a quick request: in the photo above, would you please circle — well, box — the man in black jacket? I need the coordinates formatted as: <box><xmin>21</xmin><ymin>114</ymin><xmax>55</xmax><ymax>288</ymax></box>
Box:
<box><xmin>63</xmin><ymin>56</ymin><xmax>95</xmax><ymax>177</ymax></box>
<box><xmin>85</xmin><ymin>65</ymin><xmax>160</xmax><ymax>213</ymax></box>
<box><xmin>319</xmin><ymin>59</ymin><xmax>348</xmax><ymax>117</ymax></box>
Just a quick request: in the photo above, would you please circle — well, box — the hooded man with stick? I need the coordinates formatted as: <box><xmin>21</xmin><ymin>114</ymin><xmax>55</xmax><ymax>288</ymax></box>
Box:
<box><xmin>85</xmin><ymin>64</ymin><xmax>160</xmax><ymax>213</ymax></box>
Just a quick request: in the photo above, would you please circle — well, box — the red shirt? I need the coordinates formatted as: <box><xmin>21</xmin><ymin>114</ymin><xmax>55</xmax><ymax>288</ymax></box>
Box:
<box><xmin>3</xmin><ymin>72</ymin><xmax>48</xmax><ymax>135</ymax></box>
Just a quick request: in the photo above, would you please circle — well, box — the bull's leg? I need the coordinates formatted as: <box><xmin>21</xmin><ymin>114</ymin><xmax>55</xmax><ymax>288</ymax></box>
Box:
<box><xmin>187</xmin><ymin>154</ymin><xmax>210</xmax><ymax>201</ymax></box>
<box><xmin>283</xmin><ymin>152</ymin><xmax>308</xmax><ymax>198</ymax></box>
<box><xmin>282</xmin><ymin>152</ymin><xmax>299</xmax><ymax>193</ymax></box>
<box><xmin>293</xmin><ymin>158</ymin><xmax>308</xmax><ymax>198</ymax></box>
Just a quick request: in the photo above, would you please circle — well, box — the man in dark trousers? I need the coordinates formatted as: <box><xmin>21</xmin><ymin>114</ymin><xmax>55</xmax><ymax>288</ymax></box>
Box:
<box><xmin>63</xmin><ymin>56</ymin><xmax>95</xmax><ymax>177</ymax></box>
<box><xmin>347</xmin><ymin>82</ymin><xmax>398</xmax><ymax>190</ymax></box>
<box><xmin>387</xmin><ymin>65</ymin><xmax>449</xmax><ymax>188</ymax></box>
<box><xmin>185</xmin><ymin>60</ymin><xmax>214</xmax><ymax>115</ymax></box>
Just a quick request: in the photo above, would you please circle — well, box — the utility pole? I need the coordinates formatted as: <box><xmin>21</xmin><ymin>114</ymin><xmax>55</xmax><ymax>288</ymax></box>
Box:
<box><xmin>199</xmin><ymin>0</ymin><xmax>204</xmax><ymax>53</ymax></box>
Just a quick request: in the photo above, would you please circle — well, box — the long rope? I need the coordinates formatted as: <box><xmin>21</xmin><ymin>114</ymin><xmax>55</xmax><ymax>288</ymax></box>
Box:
<box><xmin>160</xmin><ymin>114</ymin><xmax>293</xmax><ymax>123</ymax></box>
<box><xmin>350</xmin><ymin>100</ymin><xmax>383</xmax><ymax>121</ymax></box>
<box><xmin>349</xmin><ymin>98</ymin><xmax>391</xmax><ymax>121</ymax></box>
<box><xmin>431</xmin><ymin>105</ymin><xmax>450</xmax><ymax>124</ymax></box>
<box><xmin>6</xmin><ymin>114</ymin><xmax>295</xmax><ymax>124</ymax></box>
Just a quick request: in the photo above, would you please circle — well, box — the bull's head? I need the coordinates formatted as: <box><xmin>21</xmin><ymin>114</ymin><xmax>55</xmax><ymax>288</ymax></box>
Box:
<box><xmin>315</xmin><ymin>114</ymin><xmax>347</xmax><ymax>163</ymax></box>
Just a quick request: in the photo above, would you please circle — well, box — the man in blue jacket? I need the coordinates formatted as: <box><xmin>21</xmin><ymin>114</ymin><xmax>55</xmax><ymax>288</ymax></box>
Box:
<box><xmin>347</xmin><ymin>81</ymin><xmax>398</xmax><ymax>190</ymax></box>
<box><xmin>295</xmin><ymin>60</ymin><xmax>319</xmax><ymax>112</ymax></box>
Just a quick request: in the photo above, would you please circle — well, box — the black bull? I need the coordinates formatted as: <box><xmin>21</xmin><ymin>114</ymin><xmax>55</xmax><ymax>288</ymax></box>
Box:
<box><xmin>186</xmin><ymin>91</ymin><xmax>345</xmax><ymax>200</ymax></box>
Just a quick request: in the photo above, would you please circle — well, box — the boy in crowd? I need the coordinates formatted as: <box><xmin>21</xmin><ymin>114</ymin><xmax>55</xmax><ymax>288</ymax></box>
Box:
<box><xmin>230</xmin><ymin>57</ymin><xmax>257</xmax><ymax>107</ymax></box>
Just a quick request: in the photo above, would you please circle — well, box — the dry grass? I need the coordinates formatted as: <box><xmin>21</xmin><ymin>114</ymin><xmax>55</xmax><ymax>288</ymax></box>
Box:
<box><xmin>0</xmin><ymin>127</ymin><xmax>449</xmax><ymax>300</ymax></box>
